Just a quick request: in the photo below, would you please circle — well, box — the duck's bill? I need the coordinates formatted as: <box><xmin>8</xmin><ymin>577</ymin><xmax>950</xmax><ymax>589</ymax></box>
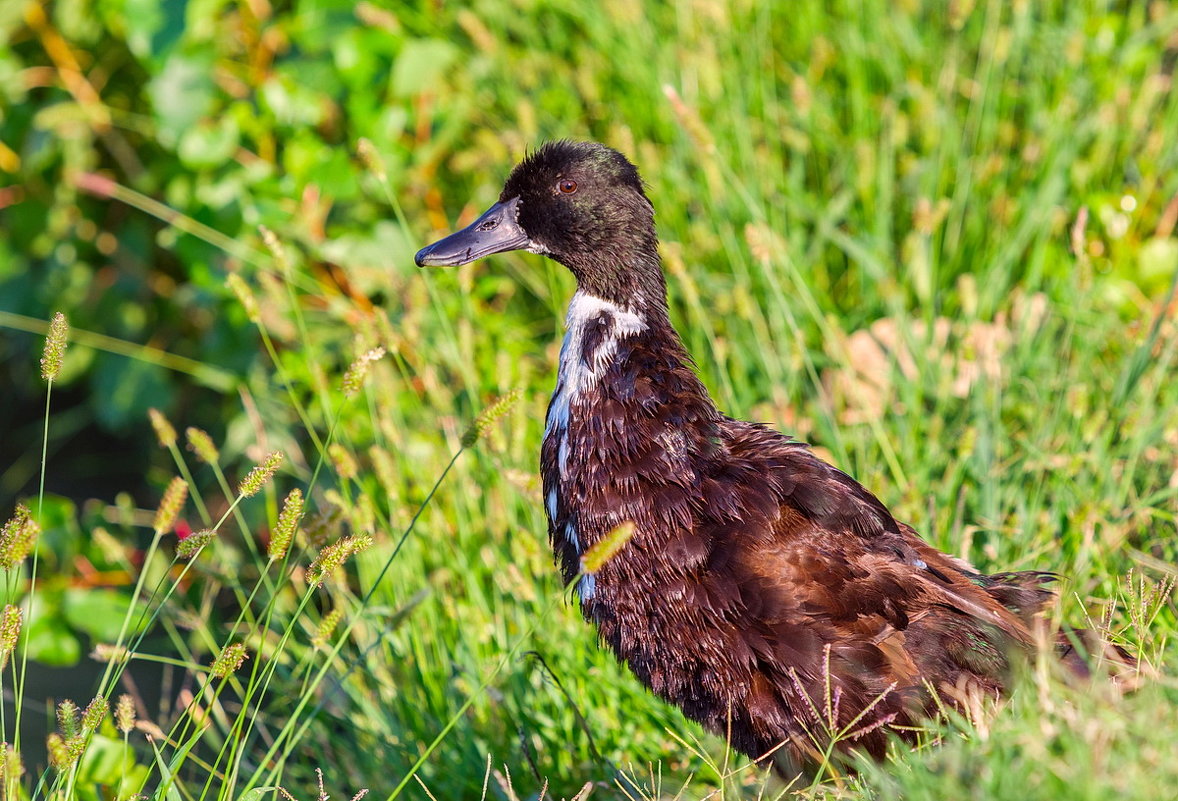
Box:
<box><xmin>414</xmin><ymin>196</ymin><xmax>531</xmax><ymax>267</ymax></box>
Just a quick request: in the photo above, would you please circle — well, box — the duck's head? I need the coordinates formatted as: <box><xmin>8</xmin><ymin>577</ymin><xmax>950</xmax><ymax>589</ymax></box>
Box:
<box><xmin>415</xmin><ymin>140</ymin><xmax>664</xmax><ymax>306</ymax></box>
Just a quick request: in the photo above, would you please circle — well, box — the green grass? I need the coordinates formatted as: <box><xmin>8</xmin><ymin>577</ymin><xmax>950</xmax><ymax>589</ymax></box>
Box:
<box><xmin>1</xmin><ymin>0</ymin><xmax>1177</xmax><ymax>798</ymax></box>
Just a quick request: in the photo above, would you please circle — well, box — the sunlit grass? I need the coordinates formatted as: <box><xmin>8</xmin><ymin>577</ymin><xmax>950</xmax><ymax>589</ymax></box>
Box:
<box><xmin>1</xmin><ymin>0</ymin><xmax>1176</xmax><ymax>799</ymax></box>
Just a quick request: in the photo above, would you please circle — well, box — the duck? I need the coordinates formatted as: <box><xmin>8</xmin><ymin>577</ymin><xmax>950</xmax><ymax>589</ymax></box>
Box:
<box><xmin>414</xmin><ymin>140</ymin><xmax>1126</xmax><ymax>774</ymax></box>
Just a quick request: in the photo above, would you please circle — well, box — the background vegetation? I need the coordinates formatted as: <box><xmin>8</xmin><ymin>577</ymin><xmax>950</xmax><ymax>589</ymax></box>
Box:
<box><xmin>1</xmin><ymin>0</ymin><xmax>1177</xmax><ymax>798</ymax></box>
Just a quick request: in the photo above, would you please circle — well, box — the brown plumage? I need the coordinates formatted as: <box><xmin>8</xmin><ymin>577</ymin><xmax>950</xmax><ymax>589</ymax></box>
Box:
<box><xmin>415</xmin><ymin>140</ymin><xmax>1129</xmax><ymax>774</ymax></box>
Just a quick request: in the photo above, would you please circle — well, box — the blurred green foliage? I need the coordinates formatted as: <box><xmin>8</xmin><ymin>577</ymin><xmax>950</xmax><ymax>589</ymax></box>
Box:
<box><xmin>5</xmin><ymin>1</ymin><xmax>1176</xmax><ymax>466</ymax></box>
<box><xmin>1</xmin><ymin>0</ymin><xmax>1177</xmax><ymax>798</ymax></box>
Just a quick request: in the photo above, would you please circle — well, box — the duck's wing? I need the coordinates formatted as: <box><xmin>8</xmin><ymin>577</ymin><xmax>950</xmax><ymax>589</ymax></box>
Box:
<box><xmin>713</xmin><ymin>422</ymin><xmax>1044</xmax><ymax>671</ymax></box>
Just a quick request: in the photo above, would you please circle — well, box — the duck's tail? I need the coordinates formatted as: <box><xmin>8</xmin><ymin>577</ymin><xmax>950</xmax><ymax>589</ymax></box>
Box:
<box><xmin>979</xmin><ymin>569</ymin><xmax>1138</xmax><ymax>681</ymax></box>
<box><xmin>1054</xmin><ymin>626</ymin><xmax>1138</xmax><ymax>681</ymax></box>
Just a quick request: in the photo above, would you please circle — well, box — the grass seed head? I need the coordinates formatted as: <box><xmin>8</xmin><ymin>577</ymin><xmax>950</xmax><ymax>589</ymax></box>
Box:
<box><xmin>0</xmin><ymin>504</ymin><xmax>39</xmax><ymax>569</ymax></box>
<box><xmin>328</xmin><ymin>444</ymin><xmax>357</xmax><ymax>480</ymax></box>
<box><xmin>81</xmin><ymin>696</ymin><xmax>108</xmax><ymax>732</ymax></box>
<box><xmin>147</xmin><ymin>407</ymin><xmax>177</xmax><ymax>448</ymax></box>
<box><xmin>227</xmin><ymin>272</ymin><xmax>260</xmax><ymax>322</ymax></box>
<box><xmin>269</xmin><ymin>487</ymin><xmax>304</xmax><ymax>561</ymax></box>
<box><xmin>40</xmin><ymin>311</ymin><xmax>68</xmax><ymax>381</ymax></box>
<box><xmin>186</xmin><ymin>426</ymin><xmax>220</xmax><ymax>464</ymax></box>
<box><xmin>580</xmin><ymin>521</ymin><xmax>636</xmax><ymax>574</ymax></box>
<box><xmin>308</xmin><ymin>539</ymin><xmax>350</xmax><ymax>588</ymax></box>
<box><xmin>153</xmin><ymin>476</ymin><xmax>189</xmax><ymax>536</ymax></box>
<box><xmin>0</xmin><ymin>743</ymin><xmax>23</xmax><ymax>786</ymax></box>
<box><xmin>350</xmin><ymin>495</ymin><xmax>376</xmax><ymax>536</ymax></box>
<box><xmin>341</xmin><ymin>346</ymin><xmax>386</xmax><ymax>398</ymax></box>
<box><xmin>211</xmin><ymin>643</ymin><xmax>249</xmax><ymax>678</ymax></box>
<box><xmin>258</xmin><ymin>225</ymin><xmax>291</xmax><ymax>273</ymax></box>
<box><xmin>239</xmin><ymin>451</ymin><xmax>284</xmax><ymax>497</ymax></box>
<box><xmin>309</xmin><ymin>534</ymin><xmax>373</xmax><ymax>588</ymax></box>
<box><xmin>461</xmin><ymin>388</ymin><xmax>522</xmax><ymax>448</ymax></box>
<box><xmin>369</xmin><ymin>446</ymin><xmax>397</xmax><ymax>495</ymax></box>
<box><xmin>91</xmin><ymin>526</ymin><xmax>126</xmax><ymax>562</ymax></box>
<box><xmin>177</xmin><ymin>528</ymin><xmax>216</xmax><ymax>559</ymax></box>
<box><xmin>313</xmin><ymin>608</ymin><xmax>344</xmax><ymax>649</ymax></box>
<box><xmin>56</xmin><ymin>700</ymin><xmax>80</xmax><ymax>739</ymax></box>
<box><xmin>0</xmin><ymin>605</ymin><xmax>22</xmax><ymax>669</ymax></box>
<box><xmin>115</xmin><ymin>694</ymin><xmax>136</xmax><ymax>734</ymax></box>
<box><xmin>46</xmin><ymin>733</ymin><xmax>71</xmax><ymax>770</ymax></box>
<box><xmin>281</xmin><ymin>766</ymin><xmax>369</xmax><ymax>801</ymax></box>
<box><xmin>90</xmin><ymin>643</ymin><xmax>128</xmax><ymax>662</ymax></box>
<box><xmin>357</xmin><ymin>137</ymin><xmax>388</xmax><ymax>183</ymax></box>
<box><xmin>64</xmin><ymin>735</ymin><xmax>85</xmax><ymax>764</ymax></box>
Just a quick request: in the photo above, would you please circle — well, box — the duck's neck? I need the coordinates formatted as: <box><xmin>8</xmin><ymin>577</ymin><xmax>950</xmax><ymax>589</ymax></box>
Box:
<box><xmin>545</xmin><ymin>290</ymin><xmax>649</xmax><ymax>444</ymax></box>
<box><xmin>548</xmin><ymin>285</ymin><xmax>688</xmax><ymax>424</ymax></box>
<box><xmin>541</xmin><ymin>281</ymin><xmax>721</xmax><ymax>586</ymax></box>
<box><xmin>560</xmin><ymin>242</ymin><xmax>668</xmax><ymax>312</ymax></box>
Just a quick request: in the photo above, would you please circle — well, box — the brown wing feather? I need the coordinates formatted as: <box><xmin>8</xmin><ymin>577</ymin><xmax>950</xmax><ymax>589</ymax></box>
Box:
<box><xmin>726</xmin><ymin>420</ymin><xmax>1039</xmax><ymax>638</ymax></box>
<box><xmin>700</xmin><ymin>420</ymin><xmax>1052</xmax><ymax>758</ymax></box>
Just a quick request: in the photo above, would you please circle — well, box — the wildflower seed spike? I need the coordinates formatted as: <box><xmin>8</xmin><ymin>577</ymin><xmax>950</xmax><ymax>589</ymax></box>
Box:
<box><xmin>269</xmin><ymin>488</ymin><xmax>303</xmax><ymax>561</ymax></box>
<box><xmin>40</xmin><ymin>311</ymin><xmax>68</xmax><ymax>381</ymax></box>
<box><xmin>148</xmin><ymin>408</ymin><xmax>177</xmax><ymax>448</ymax></box>
<box><xmin>239</xmin><ymin>451</ymin><xmax>284</xmax><ymax>497</ymax></box>
<box><xmin>153</xmin><ymin>477</ymin><xmax>188</xmax><ymax>535</ymax></box>
<box><xmin>186</xmin><ymin>426</ymin><xmax>220</xmax><ymax>464</ymax></box>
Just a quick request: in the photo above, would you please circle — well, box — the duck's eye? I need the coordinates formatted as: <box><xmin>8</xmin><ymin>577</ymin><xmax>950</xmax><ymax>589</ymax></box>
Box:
<box><xmin>558</xmin><ymin>179</ymin><xmax>578</xmax><ymax>195</ymax></box>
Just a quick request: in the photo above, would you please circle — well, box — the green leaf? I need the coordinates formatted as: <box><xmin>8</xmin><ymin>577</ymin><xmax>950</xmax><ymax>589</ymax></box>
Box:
<box><xmin>317</xmin><ymin>221</ymin><xmax>416</xmax><ymax>277</ymax></box>
<box><xmin>89</xmin><ymin>353</ymin><xmax>172</xmax><ymax>432</ymax></box>
<box><xmin>54</xmin><ymin>0</ymin><xmax>104</xmax><ymax>45</ymax></box>
<box><xmin>26</xmin><ymin>612</ymin><xmax>82</xmax><ymax>666</ymax></box>
<box><xmin>391</xmin><ymin>39</ymin><xmax>457</xmax><ymax>98</ymax></box>
<box><xmin>1138</xmin><ymin>237</ymin><xmax>1178</xmax><ymax>295</ymax></box>
<box><xmin>178</xmin><ymin>115</ymin><xmax>240</xmax><ymax>169</ymax></box>
<box><xmin>237</xmin><ymin>787</ymin><xmax>283</xmax><ymax>801</ymax></box>
<box><xmin>149</xmin><ymin>730</ymin><xmax>198</xmax><ymax>801</ymax></box>
<box><xmin>63</xmin><ymin>588</ymin><xmax>148</xmax><ymax>642</ymax></box>
<box><xmin>32</xmin><ymin>493</ymin><xmax>77</xmax><ymax>537</ymax></box>
<box><xmin>260</xmin><ymin>76</ymin><xmax>328</xmax><ymax>127</ymax></box>
<box><xmin>148</xmin><ymin>51</ymin><xmax>216</xmax><ymax>145</ymax></box>
<box><xmin>76</xmin><ymin>733</ymin><xmax>138</xmax><ymax>787</ymax></box>
<box><xmin>114</xmin><ymin>0</ymin><xmax>164</xmax><ymax>59</ymax></box>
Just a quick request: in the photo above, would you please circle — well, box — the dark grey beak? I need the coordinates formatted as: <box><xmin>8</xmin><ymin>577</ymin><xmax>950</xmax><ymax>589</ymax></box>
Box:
<box><xmin>414</xmin><ymin>196</ymin><xmax>531</xmax><ymax>267</ymax></box>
